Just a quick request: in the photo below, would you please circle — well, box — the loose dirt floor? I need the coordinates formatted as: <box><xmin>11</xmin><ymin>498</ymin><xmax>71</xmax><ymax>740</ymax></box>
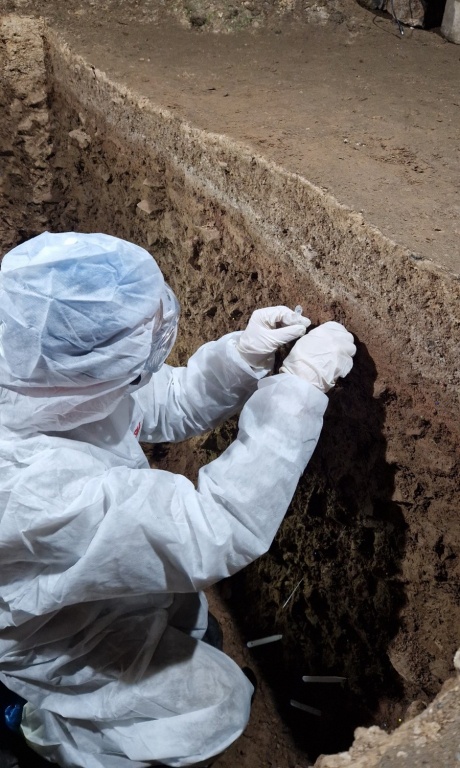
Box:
<box><xmin>3</xmin><ymin>0</ymin><xmax>459</xmax><ymax>275</ymax></box>
<box><xmin>0</xmin><ymin>2</ymin><xmax>459</xmax><ymax>768</ymax></box>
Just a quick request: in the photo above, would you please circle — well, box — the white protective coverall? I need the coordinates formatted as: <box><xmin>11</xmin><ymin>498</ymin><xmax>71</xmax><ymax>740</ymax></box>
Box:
<box><xmin>0</xmin><ymin>232</ymin><xmax>328</xmax><ymax>768</ymax></box>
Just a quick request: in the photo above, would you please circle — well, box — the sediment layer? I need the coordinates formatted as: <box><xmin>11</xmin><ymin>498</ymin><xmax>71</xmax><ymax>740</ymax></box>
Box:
<box><xmin>1</xmin><ymin>13</ymin><xmax>459</xmax><ymax>765</ymax></box>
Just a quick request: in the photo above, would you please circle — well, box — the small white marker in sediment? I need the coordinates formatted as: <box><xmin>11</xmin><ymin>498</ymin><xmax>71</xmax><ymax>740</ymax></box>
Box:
<box><xmin>290</xmin><ymin>699</ymin><xmax>322</xmax><ymax>716</ymax></box>
<box><xmin>246</xmin><ymin>634</ymin><xmax>283</xmax><ymax>648</ymax></box>
<box><xmin>282</xmin><ymin>577</ymin><xmax>304</xmax><ymax>609</ymax></box>
<box><xmin>302</xmin><ymin>676</ymin><xmax>347</xmax><ymax>684</ymax></box>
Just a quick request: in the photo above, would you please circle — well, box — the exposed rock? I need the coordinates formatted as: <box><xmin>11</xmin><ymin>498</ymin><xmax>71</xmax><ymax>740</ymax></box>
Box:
<box><xmin>68</xmin><ymin>128</ymin><xmax>91</xmax><ymax>149</ymax></box>
<box><xmin>385</xmin><ymin>0</ymin><xmax>426</xmax><ymax>26</ymax></box>
<box><xmin>441</xmin><ymin>0</ymin><xmax>460</xmax><ymax>43</ymax></box>
<box><xmin>136</xmin><ymin>198</ymin><xmax>156</xmax><ymax>215</ymax></box>
<box><xmin>315</xmin><ymin>654</ymin><xmax>460</xmax><ymax>768</ymax></box>
<box><xmin>358</xmin><ymin>0</ymin><xmax>427</xmax><ymax>26</ymax></box>
<box><xmin>0</xmin><ymin>15</ymin><xmax>53</xmax><ymax>253</ymax></box>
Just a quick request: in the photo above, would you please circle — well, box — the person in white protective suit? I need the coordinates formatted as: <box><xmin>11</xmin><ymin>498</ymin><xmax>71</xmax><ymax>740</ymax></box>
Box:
<box><xmin>0</xmin><ymin>232</ymin><xmax>356</xmax><ymax>768</ymax></box>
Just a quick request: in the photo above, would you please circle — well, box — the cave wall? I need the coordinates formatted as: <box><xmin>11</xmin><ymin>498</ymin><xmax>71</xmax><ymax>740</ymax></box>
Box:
<box><xmin>0</xmin><ymin>16</ymin><xmax>52</xmax><ymax>252</ymax></box>
<box><xmin>1</xmin><ymin>15</ymin><xmax>459</xmax><ymax>749</ymax></box>
<box><xmin>0</xmin><ymin>0</ymin><xmax>446</xmax><ymax>31</ymax></box>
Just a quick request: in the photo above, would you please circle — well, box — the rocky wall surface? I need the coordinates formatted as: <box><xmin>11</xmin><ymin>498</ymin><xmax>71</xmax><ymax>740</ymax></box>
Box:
<box><xmin>0</xmin><ymin>0</ymin><xmax>354</xmax><ymax>31</ymax></box>
<box><xmin>0</xmin><ymin>0</ymin><xmax>445</xmax><ymax>33</ymax></box>
<box><xmin>162</xmin><ymin>0</ymin><xmax>443</xmax><ymax>29</ymax></box>
<box><xmin>1</xmin><ymin>14</ymin><xmax>459</xmax><ymax>765</ymax></box>
<box><xmin>0</xmin><ymin>16</ymin><xmax>52</xmax><ymax>253</ymax></box>
<box><xmin>316</xmin><ymin>652</ymin><xmax>460</xmax><ymax>767</ymax></box>
<box><xmin>162</xmin><ymin>0</ymin><xmax>351</xmax><ymax>29</ymax></box>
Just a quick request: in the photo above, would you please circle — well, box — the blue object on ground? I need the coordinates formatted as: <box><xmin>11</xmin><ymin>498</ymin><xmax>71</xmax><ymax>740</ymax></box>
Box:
<box><xmin>4</xmin><ymin>703</ymin><xmax>23</xmax><ymax>732</ymax></box>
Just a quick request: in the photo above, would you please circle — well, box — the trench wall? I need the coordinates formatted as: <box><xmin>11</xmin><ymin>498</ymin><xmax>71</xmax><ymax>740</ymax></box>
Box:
<box><xmin>0</xmin><ymin>16</ymin><xmax>52</xmax><ymax>252</ymax></box>
<box><xmin>1</xmin><ymin>14</ymin><xmax>459</xmax><ymax>755</ymax></box>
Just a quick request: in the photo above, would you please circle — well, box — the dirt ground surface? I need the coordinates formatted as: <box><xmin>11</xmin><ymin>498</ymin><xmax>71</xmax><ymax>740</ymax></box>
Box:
<box><xmin>0</xmin><ymin>3</ymin><xmax>460</xmax><ymax>768</ymax></box>
<box><xmin>2</xmin><ymin>0</ymin><xmax>460</xmax><ymax>274</ymax></box>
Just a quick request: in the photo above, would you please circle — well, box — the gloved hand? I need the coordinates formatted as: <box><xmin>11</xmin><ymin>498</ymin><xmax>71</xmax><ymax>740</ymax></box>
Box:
<box><xmin>280</xmin><ymin>321</ymin><xmax>356</xmax><ymax>392</ymax></box>
<box><xmin>237</xmin><ymin>306</ymin><xmax>311</xmax><ymax>371</ymax></box>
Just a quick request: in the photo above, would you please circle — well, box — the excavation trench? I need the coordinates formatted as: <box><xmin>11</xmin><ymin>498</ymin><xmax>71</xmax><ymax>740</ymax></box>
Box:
<box><xmin>1</xmin><ymin>14</ymin><xmax>460</xmax><ymax>767</ymax></box>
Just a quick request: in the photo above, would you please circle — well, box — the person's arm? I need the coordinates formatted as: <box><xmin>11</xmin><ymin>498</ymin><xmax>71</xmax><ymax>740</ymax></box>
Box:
<box><xmin>135</xmin><ymin>307</ymin><xmax>310</xmax><ymax>443</ymax></box>
<box><xmin>6</xmin><ymin>376</ymin><xmax>327</xmax><ymax>617</ymax></box>
<box><xmin>134</xmin><ymin>332</ymin><xmax>267</xmax><ymax>443</ymax></box>
<box><xmin>4</xmin><ymin>321</ymin><xmax>354</xmax><ymax>618</ymax></box>
<box><xmin>116</xmin><ymin>377</ymin><xmax>327</xmax><ymax>594</ymax></box>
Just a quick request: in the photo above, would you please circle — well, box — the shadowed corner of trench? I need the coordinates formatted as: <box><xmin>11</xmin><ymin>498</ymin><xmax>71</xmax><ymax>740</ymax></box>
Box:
<box><xmin>319</xmin><ymin>333</ymin><xmax>409</xmax><ymax>689</ymax></box>
<box><xmin>228</xmin><ymin>332</ymin><xmax>409</xmax><ymax>761</ymax></box>
<box><xmin>296</xmin><ymin>332</ymin><xmax>409</xmax><ymax>756</ymax></box>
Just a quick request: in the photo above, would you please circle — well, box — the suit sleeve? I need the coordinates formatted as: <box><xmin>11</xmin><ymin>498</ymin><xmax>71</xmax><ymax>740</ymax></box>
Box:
<box><xmin>5</xmin><ymin>375</ymin><xmax>328</xmax><ymax>617</ymax></box>
<box><xmin>134</xmin><ymin>332</ymin><xmax>269</xmax><ymax>443</ymax></box>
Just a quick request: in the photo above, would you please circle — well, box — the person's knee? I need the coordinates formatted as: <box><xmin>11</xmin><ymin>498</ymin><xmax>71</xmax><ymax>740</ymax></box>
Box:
<box><xmin>217</xmin><ymin>655</ymin><xmax>253</xmax><ymax>736</ymax></box>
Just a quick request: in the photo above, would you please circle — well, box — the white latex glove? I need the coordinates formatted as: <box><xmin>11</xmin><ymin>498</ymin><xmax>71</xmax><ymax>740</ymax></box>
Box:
<box><xmin>237</xmin><ymin>306</ymin><xmax>311</xmax><ymax>371</ymax></box>
<box><xmin>280</xmin><ymin>321</ymin><xmax>356</xmax><ymax>392</ymax></box>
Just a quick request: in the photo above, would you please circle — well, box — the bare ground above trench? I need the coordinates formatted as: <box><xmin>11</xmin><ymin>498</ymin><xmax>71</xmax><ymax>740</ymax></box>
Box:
<box><xmin>1</xmin><ymin>5</ymin><xmax>460</xmax><ymax>768</ymax></box>
<box><xmin>2</xmin><ymin>0</ymin><xmax>460</xmax><ymax>274</ymax></box>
